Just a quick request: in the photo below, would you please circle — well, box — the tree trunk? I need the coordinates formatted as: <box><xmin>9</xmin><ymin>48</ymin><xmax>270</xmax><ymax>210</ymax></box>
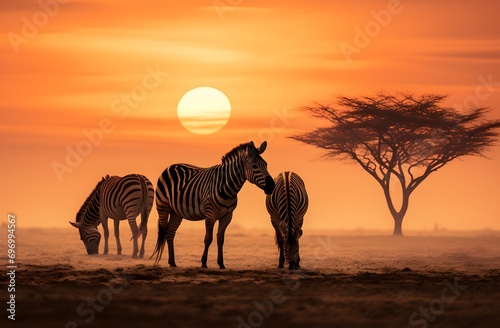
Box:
<box><xmin>383</xmin><ymin>182</ymin><xmax>410</xmax><ymax>236</ymax></box>
<box><xmin>392</xmin><ymin>215</ymin><xmax>403</xmax><ymax>236</ymax></box>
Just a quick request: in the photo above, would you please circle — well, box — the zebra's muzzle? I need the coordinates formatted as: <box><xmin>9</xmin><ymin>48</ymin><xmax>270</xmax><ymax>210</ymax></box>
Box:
<box><xmin>264</xmin><ymin>176</ymin><xmax>275</xmax><ymax>195</ymax></box>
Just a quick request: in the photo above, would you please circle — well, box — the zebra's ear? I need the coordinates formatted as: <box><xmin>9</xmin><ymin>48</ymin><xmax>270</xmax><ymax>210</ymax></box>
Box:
<box><xmin>69</xmin><ymin>221</ymin><xmax>82</xmax><ymax>229</ymax></box>
<box><xmin>278</xmin><ymin>221</ymin><xmax>287</xmax><ymax>236</ymax></box>
<box><xmin>296</xmin><ymin>228</ymin><xmax>303</xmax><ymax>240</ymax></box>
<box><xmin>247</xmin><ymin>141</ymin><xmax>258</xmax><ymax>158</ymax></box>
<box><xmin>258</xmin><ymin>141</ymin><xmax>267</xmax><ymax>154</ymax></box>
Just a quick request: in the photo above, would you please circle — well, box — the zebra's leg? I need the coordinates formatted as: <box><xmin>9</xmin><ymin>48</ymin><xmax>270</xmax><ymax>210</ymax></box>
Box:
<box><xmin>101</xmin><ymin>217</ymin><xmax>110</xmax><ymax>255</ymax></box>
<box><xmin>166</xmin><ymin>212</ymin><xmax>182</xmax><ymax>267</ymax></box>
<box><xmin>275</xmin><ymin>227</ymin><xmax>285</xmax><ymax>268</ymax></box>
<box><xmin>114</xmin><ymin>219</ymin><xmax>122</xmax><ymax>255</ymax></box>
<box><xmin>127</xmin><ymin>217</ymin><xmax>140</xmax><ymax>258</ymax></box>
<box><xmin>201</xmin><ymin>220</ymin><xmax>215</xmax><ymax>268</ymax></box>
<box><xmin>216</xmin><ymin>212</ymin><xmax>233</xmax><ymax>269</ymax></box>
<box><xmin>271</xmin><ymin>217</ymin><xmax>285</xmax><ymax>268</ymax></box>
<box><xmin>138</xmin><ymin>208</ymin><xmax>149</xmax><ymax>259</ymax></box>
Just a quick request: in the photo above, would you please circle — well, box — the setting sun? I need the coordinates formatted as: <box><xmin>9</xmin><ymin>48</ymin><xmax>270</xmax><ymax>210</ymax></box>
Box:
<box><xmin>177</xmin><ymin>87</ymin><xmax>232</xmax><ymax>135</ymax></box>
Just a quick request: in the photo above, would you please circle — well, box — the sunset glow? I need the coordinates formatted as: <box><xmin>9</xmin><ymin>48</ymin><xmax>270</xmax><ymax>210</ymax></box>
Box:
<box><xmin>1</xmin><ymin>0</ymin><xmax>499</xmax><ymax>232</ymax></box>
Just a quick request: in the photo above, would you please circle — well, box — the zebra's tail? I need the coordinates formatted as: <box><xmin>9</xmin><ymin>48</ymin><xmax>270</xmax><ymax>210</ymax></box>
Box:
<box><xmin>130</xmin><ymin>217</ymin><xmax>147</xmax><ymax>242</ymax></box>
<box><xmin>149</xmin><ymin>220</ymin><xmax>167</xmax><ymax>265</ymax></box>
<box><xmin>130</xmin><ymin>220</ymin><xmax>146</xmax><ymax>242</ymax></box>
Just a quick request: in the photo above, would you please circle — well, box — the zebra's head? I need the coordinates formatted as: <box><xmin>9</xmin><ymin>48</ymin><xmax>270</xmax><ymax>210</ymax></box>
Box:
<box><xmin>243</xmin><ymin>141</ymin><xmax>275</xmax><ymax>195</ymax></box>
<box><xmin>278</xmin><ymin>221</ymin><xmax>303</xmax><ymax>270</ymax></box>
<box><xmin>69</xmin><ymin>176</ymin><xmax>105</xmax><ymax>255</ymax></box>
<box><xmin>69</xmin><ymin>218</ymin><xmax>101</xmax><ymax>255</ymax></box>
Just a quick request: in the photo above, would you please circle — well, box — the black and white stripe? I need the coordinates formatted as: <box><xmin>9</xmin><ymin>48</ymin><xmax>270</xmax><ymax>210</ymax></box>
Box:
<box><xmin>266</xmin><ymin>171</ymin><xmax>308</xmax><ymax>270</ymax></box>
<box><xmin>70</xmin><ymin>174</ymin><xmax>154</xmax><ymax>258</ymax></box>
<box><xmin>151</xmin><ymin>141</ymin><xmax>275</xmax><ymax>268</ymax></box>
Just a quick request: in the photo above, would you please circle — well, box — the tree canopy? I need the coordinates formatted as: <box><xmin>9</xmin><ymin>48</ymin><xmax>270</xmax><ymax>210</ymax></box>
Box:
<box><xmin>291</xmin><ymin>93</ymin><xmax>500</xmax><ymax>235</ymax></box>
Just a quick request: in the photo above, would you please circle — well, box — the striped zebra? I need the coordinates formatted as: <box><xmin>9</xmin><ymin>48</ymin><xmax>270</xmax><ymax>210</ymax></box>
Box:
<box><xmin>266</xmin><ymin>171</ymin><xmax>308</xmax><ymax>270</ymax></box>
<box><xmin>151</xmin><ymin>141</ymin><xmax>275</xmax><ymax>268</ymax></box>
<box><xmin>69</xmin><ymin>174</ymin><xmax>154</xmax><ymax>258</ymax></box>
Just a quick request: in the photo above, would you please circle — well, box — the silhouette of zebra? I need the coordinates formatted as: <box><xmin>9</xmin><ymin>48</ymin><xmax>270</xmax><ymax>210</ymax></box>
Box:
<box><xmin>151</xmin><ymin>141</ymin><xmax>275</xmax><ymax>268</ymax></box>
<box><xmin>266</xmin><ymin>171</ymin><xmax>308</xmax><ymax>270</ymax></box>
<box><xmin>69</xmin><ymin>174</ymin><xmax>154</xmax><ymax>258</ymax></box>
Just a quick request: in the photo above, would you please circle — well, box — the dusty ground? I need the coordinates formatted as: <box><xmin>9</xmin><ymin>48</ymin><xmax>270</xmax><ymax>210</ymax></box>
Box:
<box><xmin>2</xmin><ymin>228</ymin><xmax>500</xmax><ymax>327</ymax></box>
<box><xmin>6</xmin><ymin>264</ymin><xmax>500</xmax><ymax>328</ymax></box>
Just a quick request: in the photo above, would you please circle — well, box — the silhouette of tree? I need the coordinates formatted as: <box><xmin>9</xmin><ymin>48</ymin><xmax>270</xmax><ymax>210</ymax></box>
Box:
<box><xmin>291</xmin><ymin>94</ymin><xmax>500</xmax><ymax>235</ymax></box>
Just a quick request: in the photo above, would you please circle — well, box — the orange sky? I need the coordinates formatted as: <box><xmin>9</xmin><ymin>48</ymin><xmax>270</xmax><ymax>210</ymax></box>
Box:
<box><xmin>1</xmin><ymin>0</ymin><xmax>500</xmax><ymax>233</ymax></box>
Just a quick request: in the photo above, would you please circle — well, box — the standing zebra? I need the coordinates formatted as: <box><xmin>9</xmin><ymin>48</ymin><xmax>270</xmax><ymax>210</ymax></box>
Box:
<box><xmin>151</xmin><ymin>141</ymin><xmax>275</xmax><ymax>268</ymax></box>
<box><xmin>266</xmin><ymin>171</ymin><xmax>308</xmax><ymax>270</ymax></box>
<box><xmin>69</xmin><ymin>174</ymin><xmax>154</xmax><ymax>258</ymax></box>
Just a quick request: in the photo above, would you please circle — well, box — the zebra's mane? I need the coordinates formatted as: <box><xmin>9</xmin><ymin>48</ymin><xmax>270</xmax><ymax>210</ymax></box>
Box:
<box><xmin>76</xmin><ymin>175</ymin><xmax>108</xmax><ymax>223</ymax></box>
<box><xmin>221</xmin><ymin>142</ymin><xmax>254</xmax><ymax>164</ymax></box>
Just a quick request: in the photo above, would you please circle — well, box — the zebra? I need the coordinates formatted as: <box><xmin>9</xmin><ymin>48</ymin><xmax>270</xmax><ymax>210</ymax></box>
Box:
<box><xmin>266</xmin><ymin>171</ymin><xmax>308</xmax><ymax>270</ymax></box>
<box><xmin>151</xmin><ymin>141</ymin><xmax>275</xmax><ymax>269</ymax></box>
<box><xmin>69</xmin><ymin>174</ymin><xmax>154</xmax><ymax>258</ymax></box>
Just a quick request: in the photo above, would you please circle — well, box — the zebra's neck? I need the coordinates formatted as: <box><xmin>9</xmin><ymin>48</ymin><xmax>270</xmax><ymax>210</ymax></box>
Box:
<box><xmin>77</xmin><ymin>181</ymin><xmax>103</xmax><ymax>227</ymax></box>
<box><xmin>216</xmin><ymin>158</ymin><xmax>246</xmax><ymax>199</ymax></box>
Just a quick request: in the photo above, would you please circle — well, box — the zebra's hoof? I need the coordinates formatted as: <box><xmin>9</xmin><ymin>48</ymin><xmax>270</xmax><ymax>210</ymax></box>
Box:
<box><xmin>201</xmin><ymin>264</ymin><xmax>208</xmax><ymax>268</ymax></box>
<box><xmin>218</xmin><ymin>264</ymin><xmax>226</xmax><ymax>269</ymax></box>
<box><xmin>278</xmin><ymin>264</ymin><xmax>284</xmax><ymax>269</ymax></box>
<box><xmin>169</xmin><ymin>263</ymin><xmax>177</xmax><ymax>268</ymax></box>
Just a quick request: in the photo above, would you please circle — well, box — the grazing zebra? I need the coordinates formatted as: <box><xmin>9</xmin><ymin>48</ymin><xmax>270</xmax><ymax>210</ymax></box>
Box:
<box><xmin>151</xmin><ymin>141</ymin><xmax>275</xmax><ymax>268</ymax></box>
<box><xmin>266</xmin><ymin>171</ymin><xmax>308</xmax><ymax>270</ymax></box>
<box><xmin>69</xmin><ymin>174</ymin><xmax>154</xmax><ymax>258</ymax></box>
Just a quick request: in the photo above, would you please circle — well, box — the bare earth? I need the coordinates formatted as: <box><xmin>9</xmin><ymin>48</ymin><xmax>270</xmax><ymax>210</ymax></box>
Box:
<box><xmin>2</xmin><ymin>227</ymin><xmax>500</xmax><ymax>328</ymax></box>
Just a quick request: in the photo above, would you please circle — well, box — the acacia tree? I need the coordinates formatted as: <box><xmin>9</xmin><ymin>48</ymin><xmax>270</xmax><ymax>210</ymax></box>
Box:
<box><xmin>291</xmin><ymin>94</ymin><xmax>500</xmax><ymax>235</ymax></box>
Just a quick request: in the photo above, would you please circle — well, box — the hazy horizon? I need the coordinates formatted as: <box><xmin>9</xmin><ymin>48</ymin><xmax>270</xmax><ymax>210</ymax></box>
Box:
<box><xmin>6</xmin><ymin>221</ymin><xmax>500</xmax><ymax>237</ymax></box>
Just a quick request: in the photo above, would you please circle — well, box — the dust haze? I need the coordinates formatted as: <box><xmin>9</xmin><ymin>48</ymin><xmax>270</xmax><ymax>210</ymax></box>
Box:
<box><xmin>2</xmin><ymin>226</ymin><xmax>499</xmax><ymax>327</ymax></box>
